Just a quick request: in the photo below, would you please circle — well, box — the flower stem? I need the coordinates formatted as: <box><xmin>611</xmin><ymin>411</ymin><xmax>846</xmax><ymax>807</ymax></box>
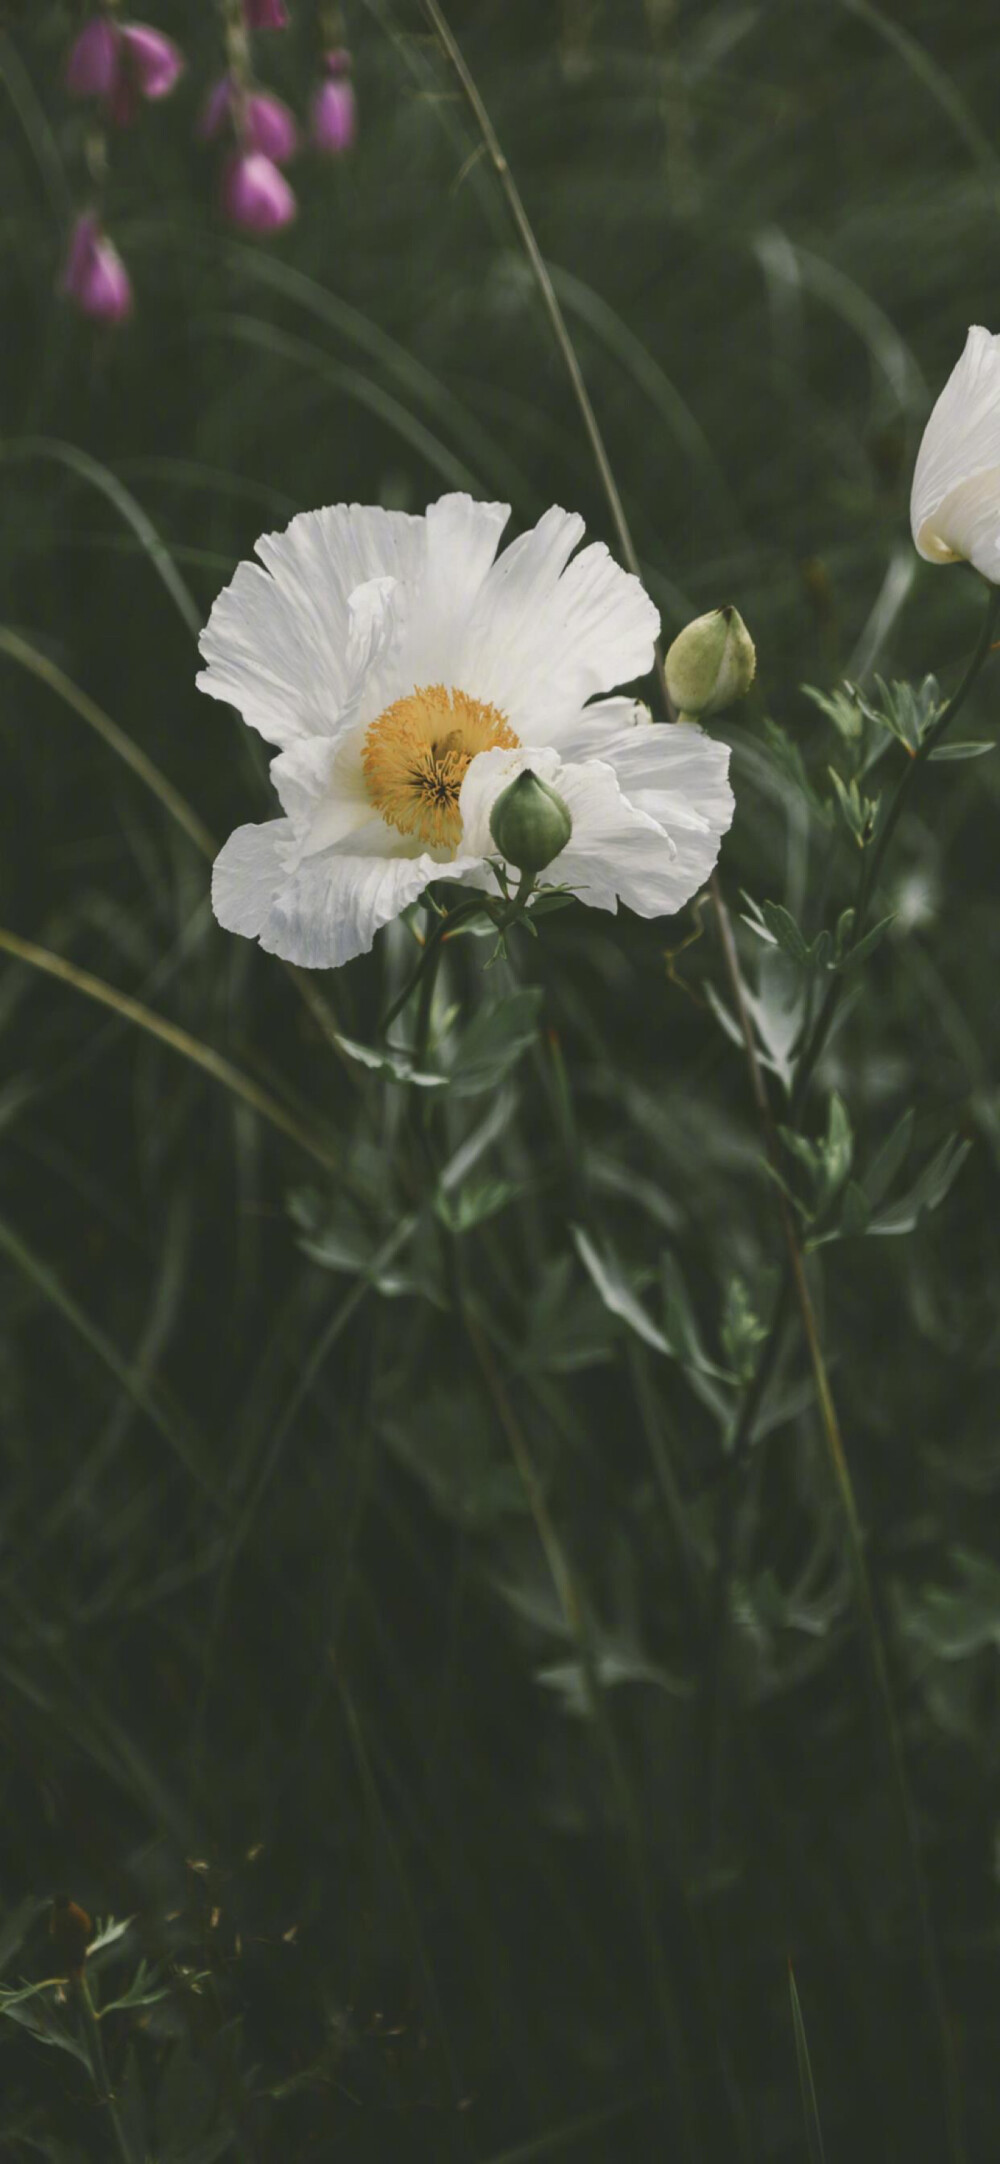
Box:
<box><xmin>378</xmin><ymin>898</ymin><xmax>480</xmax><ymax>1040</ymax></box>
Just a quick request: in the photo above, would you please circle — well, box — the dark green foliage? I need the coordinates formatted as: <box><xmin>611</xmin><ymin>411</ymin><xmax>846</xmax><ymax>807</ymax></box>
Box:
<box><xmin>3</xmin><ymin>3</ymin><xmax>1000</xmax><ymax>2160</ymax></box>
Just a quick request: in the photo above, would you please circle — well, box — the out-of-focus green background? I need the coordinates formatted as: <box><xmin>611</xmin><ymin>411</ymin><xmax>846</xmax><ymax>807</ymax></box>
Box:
<box><xmin>3</xmin><ymin>2</ymin><xmax>1000</xmax><ymax>2158</ymax></box>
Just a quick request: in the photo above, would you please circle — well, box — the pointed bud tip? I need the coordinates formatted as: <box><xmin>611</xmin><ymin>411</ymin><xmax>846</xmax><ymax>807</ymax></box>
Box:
<box><xmin>489</xmin><ymin>768</ymin><xmax>573</xmax><ymax>875</ymax></box>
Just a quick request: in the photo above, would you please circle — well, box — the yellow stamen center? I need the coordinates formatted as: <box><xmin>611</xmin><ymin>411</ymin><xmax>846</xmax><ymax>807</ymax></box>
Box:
<box><xmin>362</xmin><ymin>684</ymin><xmax>519</xmax><ymax>852</ymax></box>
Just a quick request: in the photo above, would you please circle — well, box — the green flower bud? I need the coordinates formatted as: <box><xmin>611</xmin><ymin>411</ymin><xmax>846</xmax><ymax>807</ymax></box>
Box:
<box><xmin>489</xmin><ymin>768</ymin><xmax>573</xmax><ymax>875</ymax></box>
<box><xmin>665</xmin><ymin>605</ymin><xmax>756</xmax><ymax>720</ymax></box>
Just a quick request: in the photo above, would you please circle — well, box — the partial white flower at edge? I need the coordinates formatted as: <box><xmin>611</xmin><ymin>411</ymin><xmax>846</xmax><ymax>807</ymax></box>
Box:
<box><xmin>911</xmin><ymin>325</ymin><xmax>1000</xmax><ymax>579</ymax></box>
<box><xmin>197</xmin><ymin>492</ymin><xmax>735</xmax><ymax>969</ymax></box>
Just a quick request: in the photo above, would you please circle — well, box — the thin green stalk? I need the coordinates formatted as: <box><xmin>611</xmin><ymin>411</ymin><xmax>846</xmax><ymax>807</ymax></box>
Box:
<box><xmin>72</xmin><ymin>1975</ymin><xmax>135</xmax><ymax>2164</ymax></box>
<box><xmin>702</xmin><ymin>1268</ymin><xmax>794</xmax><ymax>1844</ymax></box>
<box><xmin>415</xmin><ymin>0</ymin><xmax>674</xmax><ymax>717</ymax></box>
<box><xmin>379</xmin><ymin>899</ymin><xmax>481</xmax><ymax>1039</ymax></box>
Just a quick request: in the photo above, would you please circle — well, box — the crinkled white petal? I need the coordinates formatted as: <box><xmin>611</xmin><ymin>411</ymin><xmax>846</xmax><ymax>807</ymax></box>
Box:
<box><xmin>269</xmin><ymin>736</ymin><xmax>371</xmax><ymax>860</ymax></box>
<box><xmin>910</xmin><ymin>325</ymin><xmax>1000</xmax><ymax>578</ymax></box>
<box><xmin>213</xmin><ymin>817</ymin><xmax>483</xmax><ymax>969</ymax></box>
<box><xmin>565</xmin><ymin>709</ymin><xmax>735</xmax><ymax>909</ymax></box>
<box><xmin>440</xmin><ymin>508</ymin><xmax>660</xmax><ymax>741</ymax></box>
<box><xmin>194</xmin><ymin>495</ymin><xmax>508</xmax><ymax>748</ymax></box>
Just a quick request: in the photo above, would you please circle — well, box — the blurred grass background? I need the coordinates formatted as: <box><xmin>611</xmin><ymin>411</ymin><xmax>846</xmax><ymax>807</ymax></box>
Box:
<box><xmin>3</xmin><ymin>1</ymin><xmax>1000</xmax><ymax>2157</ymax></box>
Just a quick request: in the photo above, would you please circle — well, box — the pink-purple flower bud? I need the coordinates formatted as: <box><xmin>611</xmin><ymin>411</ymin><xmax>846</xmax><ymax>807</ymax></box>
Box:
<box><xmin>199</xmin><ymin>77</ymin><xmax>298</xmax><ymax>164</ymax></box>
<box><xmin>221</xmin><ymin>151</ymin><xmax>297</xmax><ymax>231</ymax></box>
<box><xmin>312</xmin><ymin>73</ymin><xmax>356</xmax><ymax>155</ymax></box>
<box><xmin>65</xmin><ymin>16</ymin><xmax>183</xmax><ymax>124</ymax></box>
<box><xmin>65</xmin><ymin>17</ymin><xmax>119</xmax><ymax>99</ymax></box>
<box><xmin>61</xmin><ymin>214</ymin><xmax>133</xmax><ymax>324</ymax></box>
<box><xmin>244</xmin><ymin>0</ymin><xmax>289</xmax><ymax>27</ymax></box>
<box><xmin>120</xmin><ymin>24</ymin><xmax>184</xmax><ymax>101</ymax></box>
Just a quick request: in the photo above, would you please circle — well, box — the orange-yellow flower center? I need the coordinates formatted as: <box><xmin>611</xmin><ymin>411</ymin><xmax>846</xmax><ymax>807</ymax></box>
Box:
<box><xmin>362</xmin><ymin>684</ymin><xmax>519</xmax><ymax>852</ymax></box>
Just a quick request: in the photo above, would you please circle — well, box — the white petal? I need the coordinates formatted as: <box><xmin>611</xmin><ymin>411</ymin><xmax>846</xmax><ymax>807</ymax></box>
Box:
<box><xmin>551</xmin><ymin>759</ymin><xmax>676</xmax><ymax>915</ymax></box>
<box><xmin>454</xmin><ymin>507</ymin><xmax>659</xmax><ymax>740</ymax></box>
<box><xmin>911</xmin><ymin>325</ymin><xmax>1000</xmax><ymax>577</ymax></box>
<box><xmin>570</xmin><ymin>712</ymin><xmax>734</xmax><ymax>909</ymax></box>
<box><xmin>398</xmin><ymin>494</ymin><xmax>511</xmax><ymax>682</ymax></box>
<box><xmin>212</xmin><ymin>816</ymin><xmax>482</xmax><ymax>969</ymax></box>
<box><xmin>197</xmin><ymin>504</ymin><xmax>426</xmax><ymax>744</ymax></box>
<box><xmin>269</xmin><ymin>736</ymin><xmax>371</xmax><ymax>857</ymax></box>
<box><xmin>212</xmin><ymin>818</ymin><xmax>293</xmax><ymax>942</ymax></box>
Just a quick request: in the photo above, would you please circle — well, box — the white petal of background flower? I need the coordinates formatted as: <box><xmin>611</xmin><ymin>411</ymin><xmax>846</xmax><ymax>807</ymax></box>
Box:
<box><xmin>910</xmin><ymin>325</ymin><xmax>1000</xmax><ymax>579</ymax></box>
<box><xmin>200</xmin><ymin>492</ymin><xmax>733</xmax><ymax>968</ymax></box>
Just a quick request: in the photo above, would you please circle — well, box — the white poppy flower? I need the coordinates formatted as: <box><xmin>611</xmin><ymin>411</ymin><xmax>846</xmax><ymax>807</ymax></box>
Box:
<box><xmin>197</xmin><ymin>493</ymin><xmax>735</xmax><ymax>968</ymax></box>
<box><xmin>911</xmin><ymin>325</ymin><xmax>1000</xmax><ymax>579</ymax></box>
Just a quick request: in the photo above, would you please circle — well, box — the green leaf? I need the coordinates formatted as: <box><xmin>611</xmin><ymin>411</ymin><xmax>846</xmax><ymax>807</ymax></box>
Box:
<box><xmin>897</xmin><ymin>1548</ymin><xmax>1000</xmax><ymax>1660</ymax></box>
<box><xmin>828</xmin><ymin>767</ymin><xmax>878</xmax><ymax>847</ymax></box>
<box><xmin>868</xmin><ymin>1135</ymin><xmax>971</xmax><ymax>1236</ymax></box>
<box><xmin>761</xmin><ymin>716</ymin><xmax>831</xmax><ymax>821</ymax></box>
<box><xmin>435</xmin><ymin>1177</ymin><xmax>522</xmax><ymax>1234</ymax></box>
<box><xmin>839</xmin><ymin>1180</ymin><xmax>872</xmax><ymax>1238</ymax></box>
<box><xmin>514</xmin><ymin>1254</ymin><xmax>615</xmax><ymax>1376</ymax></box>
<box><xmin>926</xmin><ymin>738</ymin><xmax>995</xmax><ymax>761</ymax></box>
<box><xmin>527</xmin><ymin>890</ymin><xmax>575</xmax><ymax>917</ymax></box>
<box><xmin>0</xmin><ymin>1989</ymin><xmax>91</xmax><ymax>2069</ymax></box>
<box><xmin>571</xmin><ymin>1225</ymin><xmax>672</xmax><ymax>1358</ymax></box>
<box><xmin>334</xmin><ymin>1034</ymin><xmax>448</xmax><ymax>1088</ymax></box>
<box><xmin>446</xmin><ymin>988</ymin><xmax>543</xmax><ymax>1097</ymax></box>
<box><xmin>840</xmin><ymin>912</ymin><xmax>894</xmax><ymax>968</ymax></box>
<box><xmin>870</xmin><ymin>673</ymin><xmax>942</xmax><ymax>752</ymax></box>
<box><xmin>863</xmin><ymin>1107</ymin><xmax>916</xmax><ymax>1207</ymax></box>
<box><xmin>801</xmin><ymin>680</ymin><xmax>865</xmax><ymax>741</ymax></box>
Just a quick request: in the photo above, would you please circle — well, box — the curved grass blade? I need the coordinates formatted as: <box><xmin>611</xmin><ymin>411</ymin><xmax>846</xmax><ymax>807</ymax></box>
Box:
<box><xmin>199</xmin><ymin>315</ymin><xmax>483</xmax><ymax>495</ymax></box>
<box><xmin>0</xmin><ymin>438</ymin><xmax>202</xmax><ymax>637</ymax></box>
<box><xmin>544</xmin><ymin>258</ymin><xmax>741</xmax><ymax>527</ymax></box>
<box><xmin>219</xmin><ymin>240</ymin><xmax>540</xmax><ymax>512</ymax></box>
<box><xmin>0</xmin><ymin>1214</ymin><xmax>218</xmax><ymax>1505</ymax></box>
<box><xmin>0</xmin><ymin>628</ymin><xmax>216</xmax><ymax>859</ymax></box>
<box><xmin>0</xmin><ymin>925</ymin><xmax>340</xmax><ymax>1175</ymax></box>
<box><xmin>788</xmin><ymin>1958</ymin><xmax>827</xmax><ymax>2164</ymax></box>
<box><xmin>0</xmin><ymin>31</ymin><xmax>70</xmax><ymax>219</ymax></box>
<box><xmin>833</xmin><ymin>0</ymin><xmax>1000</xmax><ymax>212</ymax></box>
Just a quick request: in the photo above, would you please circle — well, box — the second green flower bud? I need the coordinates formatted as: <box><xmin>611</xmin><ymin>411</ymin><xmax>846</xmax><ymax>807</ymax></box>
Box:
<box><xmin>489</xmin><ymin>768</ymin><xmax>573</xmax><ymax>876</ymax></box>
<box><xmin>665</xmin><ymin>604</ymin><xmax>756</xmax><ymax>721</ymax></box>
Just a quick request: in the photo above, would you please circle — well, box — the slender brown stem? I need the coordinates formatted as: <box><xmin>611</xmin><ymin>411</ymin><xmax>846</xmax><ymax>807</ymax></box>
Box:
<box><xmin>416</xmin><ymin>0</ymin><xmax>674</xmax><ymax>719</ymax></box>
